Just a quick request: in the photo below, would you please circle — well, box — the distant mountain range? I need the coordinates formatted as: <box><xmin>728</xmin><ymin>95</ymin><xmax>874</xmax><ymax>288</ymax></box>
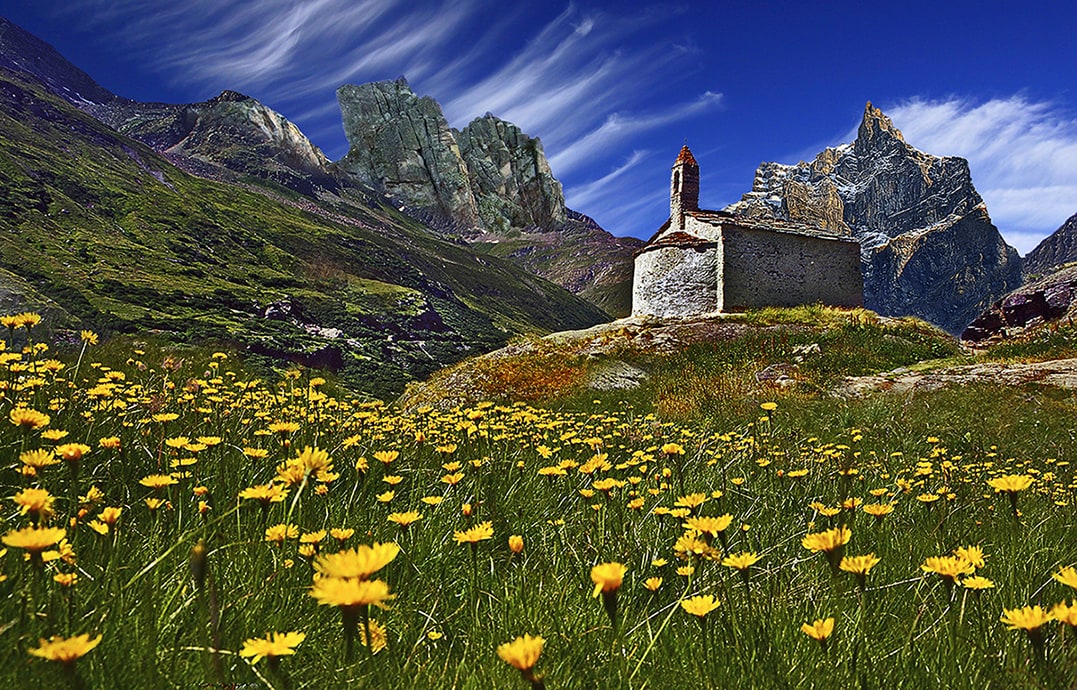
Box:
<box><xmin>2</xmin><ymin>15</ymin><xmax>1072</xmax><ymax>380</ymax></box>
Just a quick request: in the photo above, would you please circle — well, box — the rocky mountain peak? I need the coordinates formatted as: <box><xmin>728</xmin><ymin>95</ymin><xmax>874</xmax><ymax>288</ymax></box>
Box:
<box><xmin>0</xmin><ymin>17</ymin><xmax>116</xmax><ymax>106</ymax></box>
<box><xmin>855</xmin><ymin>101</ymin><xmax>906</xmax><ymax>154</ymax></box>
<box><xmin>336</xmin><ymin>78</ymin><xmax>480</xmax><ymax>232</ymax></box>
<box><xmin>1023</xmin><ymin>212</ymin><xmax>1077</xmax><ymax>276</ymax></box>
<box><xmin>725</xmin><ymin>104</ymin><xmax>1021</xmax><ymax>334</ymax></box>
<box><xmin>212</xmin><ymin>89</ymin><xmax>252</xmax><ymax>103</ymax></box>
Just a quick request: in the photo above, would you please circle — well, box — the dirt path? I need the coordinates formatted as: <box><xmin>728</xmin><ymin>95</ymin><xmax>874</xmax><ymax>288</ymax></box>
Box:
<box><xmin>837</xmin><ymin>358</ymin><xmax>1077</xmax><ymax>397</ymax></box>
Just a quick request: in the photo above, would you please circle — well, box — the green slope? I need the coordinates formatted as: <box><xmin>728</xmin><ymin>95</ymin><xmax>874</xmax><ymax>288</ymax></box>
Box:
<box><xmin>0</xmin><ymin>68</ymin><xmax>609</xmax><ymax>396</ymax></box>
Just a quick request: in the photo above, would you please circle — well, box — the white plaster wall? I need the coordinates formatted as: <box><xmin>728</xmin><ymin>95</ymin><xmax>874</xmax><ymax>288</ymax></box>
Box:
<box><xmin>632</xmin><ymin>245</ymin><xmax>719</xmax><ymax>317</ymax></box>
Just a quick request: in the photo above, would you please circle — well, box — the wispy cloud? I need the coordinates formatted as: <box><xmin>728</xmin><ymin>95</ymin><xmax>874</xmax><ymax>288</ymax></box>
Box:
<box><xmin>869</xmin><ymin>97</ymin><xmax>1077</xmax><ymax>254</ymax></box>
<box><xmin>566</xmin><ymin>150</ymin><xmax>651</xmax><ymax>210</ymax></box>
<box><xmin>550</xmin><ymin>92</ymin><xmax>722</xmax><ymax>176</ymax></box>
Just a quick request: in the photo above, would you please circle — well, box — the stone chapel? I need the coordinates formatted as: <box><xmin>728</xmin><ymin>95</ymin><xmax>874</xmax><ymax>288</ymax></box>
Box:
<box><xmin>631</xmin><ymin>146</ymin><xmax>863</xmax><ymax>317</ymax></box>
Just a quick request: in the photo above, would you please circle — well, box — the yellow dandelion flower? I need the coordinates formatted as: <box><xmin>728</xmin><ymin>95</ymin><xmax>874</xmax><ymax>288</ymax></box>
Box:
<box><xmin>644</xmin><ymin>577</ymin><xmax>663</xmax><ymax>591</ymax></box>
<box><xmin>801</xmin><ymin>617</ymin><xmax>835</xmax><ymax>643</ymax></box>
<box><xmin>139</xmin><ymin>474</ymin><xmax>178</xmax><ymax>490</ymax></box>
<box><xmin>387</xmin><ymin>511</ymin><xmax>423</xmax><ymax>528</ymax></box>
<box><xmin>508</xmin><ymin>535</ymin><xmax>524</xmax><ymax>554</ymax></box>
<box><xmin>987</xmin><ymin>474</ymin><xmax>1034</xmax><ymax>493</ymax></box>
<box><xmin>264</xmin><ymin>523</ymin><xmax>299</xmax><ymax>544</ymax></box>
<box><xmin>801</xmin><ymin>526</ymin><xmax>851</xmax><ymax>553</ymax></box>
<box><xmin>10</xmin><ymin>407</ymin><xmax>50</xmax><ymax>429</ymax></box>
<box><xmin>921</xmin><ymin>555</ymin><xmax>975</xmax><ymax>581</ymax></box>
<box><xmin>454</xmin><ymin>521</ymin><xmax>494</xmax><ymax>545</ymax></box>
<box><xmin>590</xmin><ymin>562</ymin><xmax>626</xmax><ymax>598</ymax></box>
<box><xmin>721</xmin><ymin>552</ymin><xmax>761</xmax><ymax>571</ymax></box>
<box><xmin>239</xmin><ymin>631</ymin><xmax>306</xmax><ymax>665</ymax></box>
<box><xmin>1052</xmin><ymin>601</ymin><xmax>1077</xmax><ymax>626</ymax></box>
<box><xmin>28</xmin><ymin>633</ymin><xmax>101</xmax><ymax>664</ymax></box>
<box><xmin>314</xmin><ymin>542</ymin><xmax>399</xmax><ymax>580</ymax></box>
<box><xmin>497</xmin><ymin>633</ymin><xmax>544</xmax><ymax>672</ymax></box>
<box><xmin>1053</xmin><ymin>566</ymin><xmax>1077</xmax><ymax>590</ymax></box>
<box><xmin>309</xmin><ymin>577</ymin><xmax>394</xmax><ymax>609</ymax></box>
<box><xmin>681</xmin><ymin>594</ymin><xmax>720</xmax><ymax>618</ymax></box>
<box><xmin>1000</xmin><ymin>605</ymin><xmax>1053</xmax><ymax>631</ymax></box>
<box><xmin>962</xmin><ymin>576</ymin><xmax>996</xmax><ymax>591</ymax></box>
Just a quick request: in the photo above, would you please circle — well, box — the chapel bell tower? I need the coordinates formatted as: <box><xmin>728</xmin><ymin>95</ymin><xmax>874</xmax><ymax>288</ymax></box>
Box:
<box><xmin>670</xmin><ymin>145</ymin><xmax>699</xmax><ymax>231</ymax></box>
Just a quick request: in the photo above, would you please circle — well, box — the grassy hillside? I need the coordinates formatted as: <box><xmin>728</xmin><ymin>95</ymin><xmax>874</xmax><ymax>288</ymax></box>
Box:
<box><xmin>399</xmin><ymin>307</ymin><xmax>962</xmax><ymax>421</ymax></box>
<box><xmin>0</xmin><ymin>68</ymin><xmax>608</xmax><ymax>397</ymax></box>
<box><xmin>2</xmin><ymin>313</ymin><xmax>1075</xmax><ymax>689</ymax></box>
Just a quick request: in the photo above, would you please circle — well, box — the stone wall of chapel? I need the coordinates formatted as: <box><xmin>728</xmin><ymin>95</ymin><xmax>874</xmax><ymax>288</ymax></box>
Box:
<box><xmin>632</xmin><ymin>244</ymin><xmax>720</xmax><ymax>317</ymax></box>
<box><xmin>720</xmin><ymin>226</ymin><xmax>863</xmax><ymax>311</ymax></box>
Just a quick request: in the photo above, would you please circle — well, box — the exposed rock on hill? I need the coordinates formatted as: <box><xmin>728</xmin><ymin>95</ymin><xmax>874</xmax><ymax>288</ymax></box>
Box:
<box><xmin>1023</xmin><ymin>212</ymin><xmax>1077</xmax><ymax>277</ymax></box>
<box><xmin>962</xmin><ymin>263</ymin><xmax>1077</xmax><ymax>341</ymax></box>
<box><xmin>726</xmin><ymin>103</ymin><xmax>1023</xmax><ymax>333</ymax></box>
<box><xmin>337</xmin><ymin>78</ymin><xmax>479</xmax><ymax>232</ymax></box>
<box><xmin>336</xmin><ymin>78</ymin><xmax>639</xmax><ymax>315</ymax></box>
<box><xmin>457</xmin><ymin>113</ymin><xmax>566</xmax><ymax>234</ymax></box>
<box><xmin>100</xmin><ymin>90</ymin><xmax>335</xmax><ymax>195</ymax></box>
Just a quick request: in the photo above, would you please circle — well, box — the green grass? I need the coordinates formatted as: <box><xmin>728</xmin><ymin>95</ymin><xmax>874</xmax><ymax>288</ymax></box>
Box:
<box><xmin>0</xmin><ymin>68</ymin><xmax>608</xmax><ymax>399</ymax></box>
<box><xmin>2</xmin><ymin>321</ymin><xmax>1076</xmax><ymax>689</ymax></box>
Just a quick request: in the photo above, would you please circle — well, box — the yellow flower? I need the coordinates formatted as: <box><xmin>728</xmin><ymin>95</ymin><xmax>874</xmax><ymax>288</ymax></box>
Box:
<box><xmin>10</xmin><ymin>407</ymin><xmax>50</xmax><ymax>430</ymax></box>
<box><xmin>721</xmin><ymin>552</ymin><xmax>761</xmax><ymax>571</ymax></box>
<box><xmin>53</xmin><ymin>572</ymin><xmax>78</xmax><ymax>587</ymax></box>
<box><xmin>590</xmin><ymin>562</ymin><xmax>627</xmax><ymax>598</ymax></box>
<box><xmin>644</xmin><ymin>577</ymin><xmax>663</xmax><ymax>592</ymax></box>
<box><xmin>56</xmin><ymin>443</ymin><xmax>91</xmax><ymax>463</ymax></box>
<box><xmin>314</xmin><ymin>542</ymin><xmax>399</xmax><ymax>580</ymax></box>
<box><xmin>359</xmin><ymin>618</ymin><xmax>388</xmax><ymax>654</ymax></box>
<box><xmin>661</xmin><ymin>443</ymin><xmax>685</xmax><ymax>455</ymax></box>
<box><xmin>801</xmin><ymin>526</ymin><xmax>851</xmax><ymax>553</ymax></box>
<box><xmin>760</xmin><ymin>402</ymin><xmax>778</xmax><ymax>411</ymax></box>
<box><xmin>239</xmin><ymin>631</ymin><xmax>305</xmax><ymax>664</ymax></box>
<box><xmin>309</xmin><ymin>577</ymin><xmax>394</xmax><ymax>609</ymax></box>
<box><xmin>801</xmin><ymin>617</ymin><xmax>835</xmax><ymax>642</ymax></box>
<box><xmin>264</xmin><ymin>523</ymin><xmax>299</xmax><ymax>544</ymax></box>
<box><xmin>3</xmin><ymin>525</ymin><xmax>66</xmax><ymax>554</ymax></box>
<box><xmin>1000</xmin><ymin>605</ymin><xmax>1053</xmax><ymax>631</ymax></box>
<box><xmin>80</xmin><ymin>330</ymin><xmax>99</xmax><ymax>345</ymax></box>
<box><xmin>1052</xmin><ymin>601</ymin><xmax>1077</xmax><ymax>626</ymax></box>
<box><xmin>239</xmin><ymin>483</ymin><xmax>287</xmax><ymax>505</ymax></box>
<box><xmin>508</xmin><ymin>535</ymin><xmax>524</xmax><ymax>554</ymax></box>
<box><xmin>683</xmin><ymin>514</ymin><xmax>733</xmax><ymax>537</ymax></box>
<box><xmin>139</xmin><ymin>474</ymin><xmax>178</xmax><ymax>490</ymax></box>
<box><xmin>41</xmin><ymin>429</ymin><xmax>69</xmax><ymax>441</ymax></box>
<box><xmin>681</xmin><ymin>594</ymin><xmax>720</xmax><ymax>618</ymax></box>
<box><xmin>674</xmin><ymin>492</ymin><xmax>708</xmax><ymax>509</ymax></box>
<box><xmin>497</xmin><ymin>633</ymin><xmax>544</xmax><ymax>672</ymax></box>
<box><xmin>330</xmin><ymin>528</ymin><xmax>354</xmax><ymax>543</ymax></box>
<box><xmin>954</xmin><ymin>546</ymin><xmax>986</xmax><ymax>570</ymax></box>
<box><xmin>295</xmin><ymin>446</ymin><xmax>331</xmax><ymax>473</ymax></box>
<box><xmin>454</xmin><ymin>521</ymin><xmax>494</xmax><ymax>545</ymax></box>
<box><xmin>373</xmin><ymin>450</ymin><xmax>399</xmax><ymax>465</ymax></box>
<box><xmin>962</xmin><ymin>576</ymin><xmax>996</xmax><ymax>591</ymax></box>
<box><xmin>20</xmin><ymin>449</ymin><xmax>59</xmax><ymax>469</ymax></box>
<box><xmin>387</xmin><ymin>511</ymin><xmax>423</xmax><ymax>528</ymax></box>
<box><xmin>28</xmin><ymin>633</ymin><xmax>101</xmax><ymax>664</ymax></box>
<box><xmin>987</xmin><ymin>474</ymin><xmax>1034</xmax><ymax>493</ymax></box>
<box><xmin>862</xmin><ymin>502</ymin><xmax>894</xmax><ymax>520</ymax></box>
<box><xmin>1053</xmin><ymin>566</ymin><xmax>1077</xmax><ymax>590</ymax></box>
<box><xmin>839</xmin><ymin>554</ymin><xmax>880</xmax><ymax>576</ymax></box>
<box><xmin>98</xmin><ymin>436</ymin><xmax>122</xmax><ymax>450</ymax></box>
<box><xmin>13</xmin><ymin>487</ymin><xmax>55</xmax><ymax>522</ymax></box>
<box><xmin>921</xmin><ymin>555</ymin><xmax>974</xmax><ymax>581</ymax></box>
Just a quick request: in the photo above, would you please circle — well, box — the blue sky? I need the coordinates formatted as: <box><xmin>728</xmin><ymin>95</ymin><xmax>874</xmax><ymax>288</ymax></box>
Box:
<box><xmin>6</xmin><ymin>1</ymin><xmax>1077</xmax><ymax>254</ymax></box>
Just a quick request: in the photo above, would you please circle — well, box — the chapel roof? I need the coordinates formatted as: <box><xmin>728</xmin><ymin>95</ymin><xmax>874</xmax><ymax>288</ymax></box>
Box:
<box><xmin>674</xmin><ymin>145</ymin><xmax>698</xmax><ymax>166</ymax></box>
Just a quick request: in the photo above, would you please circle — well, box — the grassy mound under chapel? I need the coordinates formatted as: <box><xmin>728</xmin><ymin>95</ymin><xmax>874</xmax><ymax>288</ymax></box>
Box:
<box><xmin>2</xmin><ymin>310</ymin><xmax>1077</xmax><ymax>689</ymax></box>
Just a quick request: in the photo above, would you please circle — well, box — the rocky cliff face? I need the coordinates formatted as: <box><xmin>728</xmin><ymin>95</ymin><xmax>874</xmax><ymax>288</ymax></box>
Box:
<box><xmin>336</xmin><ymin>78</ymin><xmax>638</xmax><ymax>315</ymax></box>
<box><xmin>337</xmin><ymin>78</ymin><xmax>479</xmax><ymax>231</ymax></box>
<box><xmin>457</xmin><ymin>113</ymin><xmax>566</xmax><ymax>234</ymax></box>
<box><xmin>1023</xmin><ymin>212</ymin><xmax>1077</xmax><ymax>277</ymax></box>
<box><xmin>100</xmin><ymin>91</ymin><xmax>334</xmax><ymax>194</ymax></box>
<box><xmin>727</xmin><ymin>103</ymin><xmax>1023</xmax><ymax>333</ymax></box>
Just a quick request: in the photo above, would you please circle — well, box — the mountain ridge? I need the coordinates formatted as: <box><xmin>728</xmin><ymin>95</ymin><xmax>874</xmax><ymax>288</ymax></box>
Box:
<box><xmin>725</xmin><ymin>102</ymin><xmax>1022</xmax><ymax>333</ymax></box>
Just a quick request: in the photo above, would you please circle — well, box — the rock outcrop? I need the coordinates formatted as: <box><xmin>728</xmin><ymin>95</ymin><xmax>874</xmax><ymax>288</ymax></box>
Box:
<box><xmin>457</xmin><ymin>113</ymin><xmax>566</xmax><ymax>234</ymax></box>
<box><xmin>1023</xmin><ymin>212</ymin><xmax>1077</xmax><ymax>277</ymax></box>
<box><xmin>335</xmin><ymin>78</ymin><xmax>639</xmax><ymax>315</ymax></box>
<box><xmin>727</xmin><ymin>103</ymin><xmax>1023</xmax><ymax>333</ymax></box>
<box><xmin>100</xmin><ymin>91</ymin><xmax>334</xmax><ymax>194</ymax></box>
<box><xmin>337</xmin><ymin>78</ymin><xmax>479</xmax><ymax>231</ymax></box>
<box><xmin>962</xmin><ymin>263</ymin><xmax>1077</xmax><ymax>341</ymax></box>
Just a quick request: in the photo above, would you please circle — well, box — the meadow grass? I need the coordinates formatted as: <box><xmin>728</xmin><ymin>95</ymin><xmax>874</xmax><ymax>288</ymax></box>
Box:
<box><xmin>2</xmin><ymin>314</ymin><xmax>1076</xmax><ymax>689</ymax></box>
